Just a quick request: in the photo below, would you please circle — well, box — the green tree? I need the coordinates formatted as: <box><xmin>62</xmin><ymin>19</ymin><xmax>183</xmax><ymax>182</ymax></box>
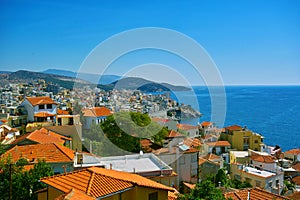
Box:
<box><xmin>215</xmin><ymin>168</ymin><xmax>229</xmax><ymax>187</ymax></box>
<box><xmin>0</xmin><ymin>157</ymin><xmax>53</xmax><ymax>200</ymax></box>
<box><xmin>178</xmin><ymin>179</ymin><xmax>226</xmax><ymax>200</ymax></box>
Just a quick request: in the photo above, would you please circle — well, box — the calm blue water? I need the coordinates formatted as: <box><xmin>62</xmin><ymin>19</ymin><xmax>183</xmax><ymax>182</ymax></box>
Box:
<box><xmin>170</xmin><ymin>86</ymin><xmax>300</xmax><ymax>152</ymax></box>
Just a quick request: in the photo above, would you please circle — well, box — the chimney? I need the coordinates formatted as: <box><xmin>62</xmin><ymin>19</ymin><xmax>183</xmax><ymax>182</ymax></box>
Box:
<box><xmin>110</xmin><ymin>163</ymin><xmax>112</xmax><ymax>170</ymax></box>
<box><xmin>278</xmin><ymin>183</ymin><xmax>280</xmax><ymax>195</ymax></box>
<box><xmin>247</xmin><ymin>190</ymin><xmax>250</xmax><ymax>200</ymax></box>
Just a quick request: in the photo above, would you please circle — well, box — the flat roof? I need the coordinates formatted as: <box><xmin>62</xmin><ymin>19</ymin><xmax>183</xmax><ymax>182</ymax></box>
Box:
<box><xmin>244</xmin><ymin>167</ymin><xmax>275</xmax><ymax>178</ymax></box>
<box><xmin>230</xmin><ymin>151</ymin><xmax>249</xmax><ymax>157</ymax></box>
<box><xmin>99</xmin><ymin>154</ymin><xmax>172</xmax><ymax>173</ymax></box>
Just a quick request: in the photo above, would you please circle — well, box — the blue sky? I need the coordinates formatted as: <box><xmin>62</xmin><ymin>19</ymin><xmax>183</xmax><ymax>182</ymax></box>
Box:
<box><xmin>0</xmin><ymin>0</ymin><xmax>299</xmax><ymax>85</ymax></box>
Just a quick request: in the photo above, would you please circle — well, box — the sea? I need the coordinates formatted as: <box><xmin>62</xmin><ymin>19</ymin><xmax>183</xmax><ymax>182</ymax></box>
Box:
<box><xmin>169</xmin><ymin>86</ymin><xmax>300</xmax><ymax>152</ymax></box>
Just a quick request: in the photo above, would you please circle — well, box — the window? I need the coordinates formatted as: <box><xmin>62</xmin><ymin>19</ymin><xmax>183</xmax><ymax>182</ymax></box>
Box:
<box><xmin>255</xmin><ymin>140</ymin><xmax>258</xmax><ymax>143</ymax></box>
<box><xmin>243</xmin><ymin>137</ymin><xmax>250</xmax><ymax>144</ymax></box>
<box><xmin>276</xmin><ymin>179</ymin><xmax>280</xmax><ymax>186</ymax></box>
<box><xmin>245</xmin><ymin>178</ymin><xmax>251</xmax><ymax>183</ymax></box>
<box><xmin>268</xmin><ymin>181</ymin><xmax>272</xmax><ymax>188</ymax></box>
<box><xmin>255</xmin><ymin>180</ymin><xmax>261</xmax><ymax>187</ymax></box>
<box><xmin>148</xmin><ymin>192</ymin><xmax>158</xmax><ymax>200</ymax></box>
<box><xmin>39</xmin><ymin>105</ymin><xmax>44</xmax><ymax>109</ymax></box>
<box><xmin>47</xmin><ymin>104</ymin><xmax>52</xmax><ymax>109</ymax></box>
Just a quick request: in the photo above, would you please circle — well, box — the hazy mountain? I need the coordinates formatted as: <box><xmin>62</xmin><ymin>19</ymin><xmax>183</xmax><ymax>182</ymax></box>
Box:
<box><xmin>4</xmin><ymin>69</ymin><xmax>189</xmax><ymax>92</ymax></box>
<box><xmin>42</xmin><ymin>69</ymin><xmax>121</xmax><ymax>85</ymax></box>
<box><xmin>112</xmin><ymin>77</ymin><xmax>190</xmax><ymax>91</ymax></box>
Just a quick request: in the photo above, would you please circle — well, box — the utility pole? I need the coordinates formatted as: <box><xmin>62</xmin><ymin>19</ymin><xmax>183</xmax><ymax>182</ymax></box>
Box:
<box><xmin>9</xmin><ymin>163</ymin><xmax>12</xmax><ymax>200</ymax></box>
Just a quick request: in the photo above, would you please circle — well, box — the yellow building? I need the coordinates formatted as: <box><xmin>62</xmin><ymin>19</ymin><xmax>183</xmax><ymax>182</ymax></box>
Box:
<box><xmin>221</xmin><ymin>125</ymin><xmax>264</xmax><ymax>151</ymax></box>
<box><xmin>38</xmin><ymin>166</ymin><xmax>176</xmax><ymax>200</ymax></box>
<box><xmin>229</xmin><ymin>151</ymin><xmax>250</xmax><ymax>164</ymax></box>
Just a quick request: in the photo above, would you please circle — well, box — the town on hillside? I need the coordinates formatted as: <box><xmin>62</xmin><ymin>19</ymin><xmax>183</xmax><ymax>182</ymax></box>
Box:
<box><xmin>1</xmin><ymin>80</ymin><xmax>300</xmax><ymax>200</ymax></box>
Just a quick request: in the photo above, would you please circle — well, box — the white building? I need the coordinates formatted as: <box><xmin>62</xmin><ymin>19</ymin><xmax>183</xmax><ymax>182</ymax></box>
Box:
<box><xmin>21</xmin><ymin>96</ymin><xmax>57</xmax><ymax>122</ymax></box>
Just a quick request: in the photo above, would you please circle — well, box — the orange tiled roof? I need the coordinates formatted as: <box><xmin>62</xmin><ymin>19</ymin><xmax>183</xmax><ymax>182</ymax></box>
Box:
<box><xmin>177</xmin><ymin>124</ymin><xmax>198</xmax><ymax>130</ymax></box>
<box><xmin>183</xmin><ymin>182</ymin><xmax>196</xmax><ymax>190</ymax></box>
<box><xmin>201</xmin><ymin>121</ymin><xmax>213</xmax><ymax>127</ymax></box>
<box><xmin>41</xmin><ymin>167</ymin><xmax>174</xmax><ymax>198</ymax></box>
<box><xmin>285</xmin><ymin>148</ymin><xmax>300</xmax><ymax>155</ymax></box>
<box><xmin>292</xmin><ymin>175</ymin><xmax>300</xmax><ymax>185</ymax></box>
<box><xmin>184</xmin><ymin>138</ymin><xmax>202</xmax><ymax>147</ymax></box>
<box><xmin>12</xmin><ymin>128</ymin><xmax>71</xmax><ymax>145</ymax></box>
<box><xmin>34</xmin><ymin>112</ymin><xmax>55</xmax><ymax>117</ymax></box>
<box><xmin>224</xmin><ymin>187</ymin><xmax>289</xmax><ymax>200</ymax></box>
<box><xmin>57</xmin><ymin>109</ymin><xmax>69</xmax><ymax>115</ymax></box>
<box><xmin>204</xmin><ymin>153</ymin><xmax>221</xmax><ymax>161</ymax></box>
<box><xmin>206</xmin><ymin>141</ymin><xmax>231</xmax><ymax>147</ymax></box>
<box><xmin>168</xmin><ymin>130</ymin><xmax>184</xmax><ymax>138</ymax></box>
<box><xmin>2</xmin><ymin>143</ymin><xmax>74</xmax><ymax>163</ymax></box>
<box><xmin>292</xmin><ymin>162</ymin><xmax>300</xmax><ymax>172</ymax></box>
<box><xmin>287</xmin><ymin>191</ymin><xmax>300</xmax><ymax>200</ymax></box>
<box><xmin>225</xmin><ymin>125</ymin><xmax>243</xmax><ymax>131</ymax></box>
<box><xmin>152</xmin><ymin>117</ymin><xmax>170</xmax><ymax>123</ymax></box>
<box><xmin>55</xmin><ymin>188</ymin><xmax>95</xmax><ymax>200</ymax></box>
<box><xmin>168</xmin><ymin>191</ymin><xmax>178</xmax><ymax>200</ymax></box>
<box><xmin>26</xmin><ymin>96</ymin><xmax>56</xmax><ymax>106</ymax></box>
<box><xmin>82</xmin><ymin>107</ymin><xmax>112</xmax><ymax>117</ymax></box>
<box><xmin>250</xmin><ymin>155</ymin><xmax>276</xmax><ymax>163</ymax></box>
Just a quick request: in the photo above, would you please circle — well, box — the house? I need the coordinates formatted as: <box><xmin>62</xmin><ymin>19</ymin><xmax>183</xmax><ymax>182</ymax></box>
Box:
<box><xmin>177</xmin><ymin>124</ymin><xmax>199</xmax><ymax>138</ymax></box>
<box><xmin>224</xmin><ymin>187</ymin><xmax>290</xmax><ymax>200</ymax></box>
<box><xmin>221</xmin><ymin>125</ymin><xmax>264</xmax><ymax>151</ymax></box>
<box><xmin>200</xmin><ymin>121</ymin><xmax>219</xmax><ymax>135</ymax></box>
<box><xmin>284</xmin><ymin>149</ymin><xmax>300</xmax><ymax>163</ymax></box>
<box><xmin>250</xmin><ymin>154</ymin><xmax>278</xmax><ymax>173</ymax></box>
<box><xmin>82</xmin><ymin>107</ymin><xmax>112</xmax><ymax>129</ymax></box>
<box><xmin>202</xmin><ymin>134</ymin><xmax>218</xmax><ymax>143</ymax></box>
<box><xmin>203</xmin><ymin>140</ymin><xmax>231</xmax><ymax>162</ymax></box>
<box><xmin>73</xmin><ymin>153</ymin><xmax>177</xmax><ymax>188</ymax></box>
<box><xmin>21</xmin><ymin>96</ymin><xmax>57</xmax><ymax>122</ymax></box>
<box><xmin>0</xmin><ymin>124</ymin><xmax>20</xmax><ymax>145</ymax></box>
<box><xmin>230</xmin><ymin>163</ymin><xmax>284</xmax><ymax>194</ymax></box>
<box><xmin>1</xmin><ymin>143</ymin><xmax>75</xmax><ymax>174</ymax></box>
<box><xmin>198</xmin><ymin>154</ymin><xmax>223</xmax><ymax>181</ymax></box>
<box><xmin>9</xmin><ymin>127</ymin><xmax>72</xmax><ymax>147</ymax></box>
<box><xmin>0</xmin><ymin>105</ymin><xmax>27</xmax><ymax>130</ymax></box>
<box><xmin>154</xmin><ymin>144</ymin><xmax>199</xmax><ymax>185</ymax></box>
<box><xmin>38</xmin><ymin>166</ymin><xmax>175</xmax><ymax>200</ymax></box>
<box><xmin>44</xmin><ymin>125</ymin><xmax>83</xmax><ymax>151</ymax></box>
<box><xmin>229</xmin><ymin>151</ymin><xmax>249</xmax><ymax>165</ymax></box>
<box><xmin>56</xmin><ymin>114</ymin><xmax>81</xmax><ymax>126</ymax></box>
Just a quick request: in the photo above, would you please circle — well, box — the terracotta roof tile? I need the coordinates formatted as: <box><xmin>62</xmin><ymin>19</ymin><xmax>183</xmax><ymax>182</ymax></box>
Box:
<box><xmin>82</xmin><ymin>107</ymin><xmax>112</xmax><ymax>117</ymax></box>
<box><xmin>285</xmin><ymin>148</ymin><xmax>300</xmax><ymax>155</ymax></box>
<box><xmin>152</xmin><ymin>117</ymin><xmax>170</xmax><ymax>123</ymax></box>
<box><xmin>250</xmin><ymin>155</ymin><xmax>276</xmax><ymax>163</ymax></box>
<box><xmin>184</xmin><ymin>138</ymin><xmax>202</xmax><ymax>148</ymax></box>
<box><xmin>168</xmin><ymin>130</ymin><xmax>184</xmax><ymax>138</ymax></box>
<box><xmin>206</xmin><ymin>141</ymin><xmax>231</xmax><ymax>147</ymax></box>
<box><xmin>2</xmin><ymin>143</ymin><xmax>74</xmax><ymax>163</ymax></box>
<box><xmin>292</xmin><ymin>175</ymin><xmax>300</xmax><ymax>185</ymax></box>
<box><xmin>12</xmin><ymin>128</ymin><xmax>71</xmax><ymax>145</ymax></box>
<box><xmin>201</xmin><ymin>121</ymin><xmax>213</xmax><ymax>127</ymax></box>
<box><xmin>225</xmin><ymin>125</ymin><xmax>243</xmax><ymax>131</ymax></box>
<box><xmin>224</xmin><ymin>187</ymin><xmax>290</xmax><ymax>200</ymax></box>
<box><xmin>204</xmin><ymin>153</ymin><xmax>221</xmax><ymax>161</ymax></box>
<box><xmin>57</xmin><ymin>109</ymin><xmax>69</xmax><ymax>115</ymax></box>
<box><xmin>41</xmin><ymin>167</ymin><xmax>174</xmax><ymax>198</ymax></box>
<box><xmin>287</xmin><ymin>191</ymin><xmax>300</xmax><ymax>200</ymax></box>
<box><xmin>183</xmin><ymin>182</ymin><xmax>196</xmax><ymax>190</ymax></box>
<box><xmin>177</xmin><ymin>124</ymin><xmax>198</xmax><ymax>130</ymax></box>
<box><xmin>26</xmin><ymin>96</ymin><xmax>56</xmax><ymax>106</ymax></box>
<box><xmin>34</xmin><ymin>112</ymin><xmax>55</xmax><ymax>117</ymax></box>
<box><xmin>168</xmin><ymin>191</ymin><xmax>178</xmax><ymax>200</ymax></box>
<box><xmin>292</xmin><ymin>162</ymin><xmax>300</xmax><ymax>172</ymax></box>
<box><xmin>55</xmin><ymin>188</ymin><xmax>95</xmax><ymax>200</ymax></box>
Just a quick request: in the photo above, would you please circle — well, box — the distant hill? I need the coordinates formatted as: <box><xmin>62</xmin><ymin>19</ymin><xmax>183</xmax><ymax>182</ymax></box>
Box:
<box><xmin>42</xmin><ymin>69</ymin><xmax>121</xmax><ymax>85</ymax></box>
<box><xmin>3</xmin><ymin>69</ymin><xmax>190</xmax><ymax>92</ymax></box>
<box><xmin>6</xmin><ymin>70</ymin><xmax>89</xmax><ymax>90</ymax></box>
<box><xmin>112</xmin><ymin>77</ymin><xmax>190</xmax><ymax>91</ymax></box>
